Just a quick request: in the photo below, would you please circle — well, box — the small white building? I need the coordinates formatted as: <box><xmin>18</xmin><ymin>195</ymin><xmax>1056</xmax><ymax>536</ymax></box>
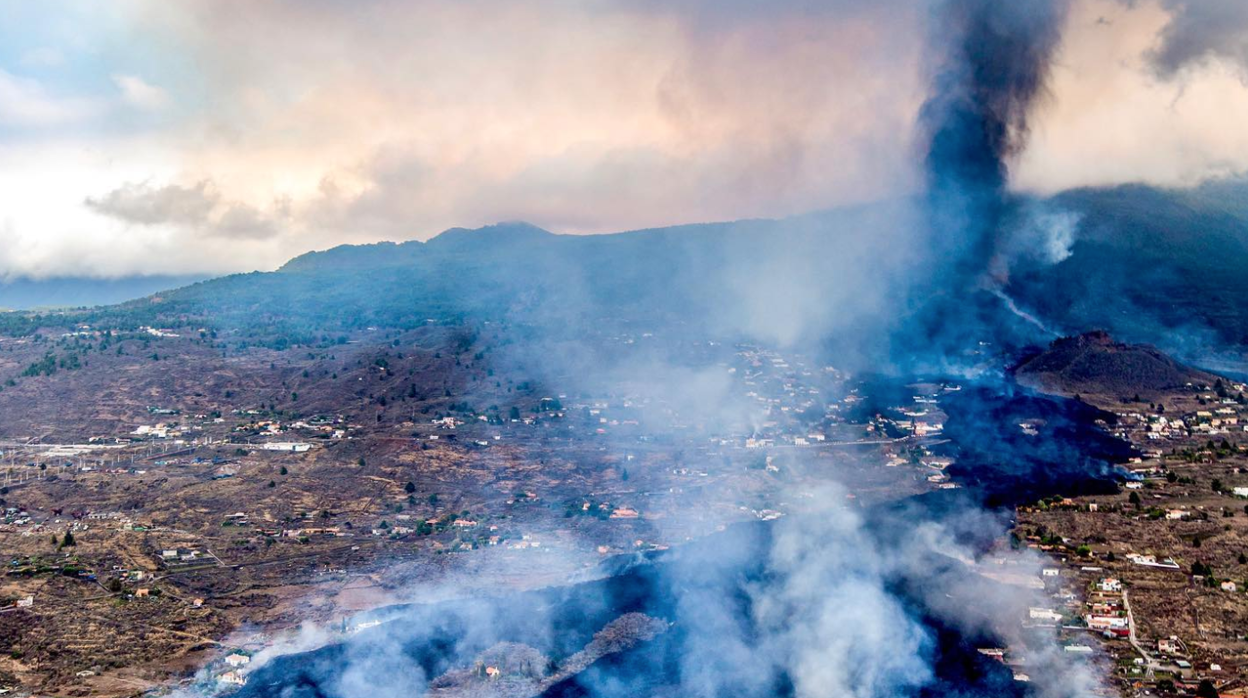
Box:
<box><xmin>262</xmin><ymin>442</ymin><xmax>312</xmax><ymax>452</ymax></box>
<box><xmin>1098</xmin><ymin>578</ymin><xmax>1122</xmax><ymax>592</ymax></box>
<box><xmin>1029</xmin><ymin>607</ymin><xmax>1062</xmax><ymax>623</ymax></box>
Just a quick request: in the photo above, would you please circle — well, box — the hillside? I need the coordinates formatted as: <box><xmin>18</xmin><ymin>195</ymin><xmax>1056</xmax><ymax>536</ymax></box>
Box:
<box><xmin>1011</xmin><ymin>178</ymin><xmax>1248</xmax><ymax>349</ymax></box>
<box><xmin>1</xmin><ymin>179</ymin><xmax>1247</xmax><ymax>363</ymax></box>
<box><xmin>1011</xmin><ymin>330</ymin><xmax>1221</xmax><ymax>399</ymax></box>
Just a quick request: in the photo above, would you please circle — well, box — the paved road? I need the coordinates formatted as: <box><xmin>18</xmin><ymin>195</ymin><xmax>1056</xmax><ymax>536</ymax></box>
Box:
<box><xmin>1124</xmin><ymin>589</ymin><xmax>1159</xmax><ymax>679</ymax></box>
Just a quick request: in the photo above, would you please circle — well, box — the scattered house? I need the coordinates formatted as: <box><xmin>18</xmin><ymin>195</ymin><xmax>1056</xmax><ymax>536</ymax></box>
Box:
<box><xmin>224</xmin><ymin>653</ymin><xmax>251</xmax><ymax>668</ymax></box>
<box><xmin>1233</xmin><ymin>487</ymin><xmax>1248</xmax><ymax>498</ymax></box>
<box><xmin>135</xmin><ymin>588</ymin><xmax>150</xmax><ymax>598</ymax></box>
<box><xmin>1028</xmin><ymin>607</ymin><xmax>1062</xmax><ymax>624</ymax></box>
<box><xmin>1220</xmin><ymin>581</ymin><xmax>1238</xmax><ymax>593</ymax></box>
<box><xmin>1126</xmin><ymin>554</ymin><xmax>1181</xmax><ymax>570</ymax></box>
<box><xmin>1098</xmin><ymin>578</ymin><xmax>1122</xmax><ymax>592</ymax></box>
<box><xmin>261</xmin><ymin>442</ymin><xmax>312</xmax><ymax>452</ymax></box>
<box><xmin>610</xmin><ymin>507</ymin><xmax>640</xmax><ymax>519</ymax></box>
<box><xmin>219</xmin><ymin>671</ymin><xmax>248</xmax><ymax>686</ymax></box>
<box><xmin>1085</xmin><ymin>614</ymin><xmax>1130</xmax><ymax>636</ymax></box>
<box><xmin>1158</xmin><ymin>637</ymin><xmax>1181</xmax><ymax>654</ymax></box>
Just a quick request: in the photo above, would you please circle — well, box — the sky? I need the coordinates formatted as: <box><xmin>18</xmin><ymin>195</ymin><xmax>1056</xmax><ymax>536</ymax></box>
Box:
<box><xmin>0</xmin><ymin>0</ymin><xmax>1247</xmax><ymax>279</ymax></box>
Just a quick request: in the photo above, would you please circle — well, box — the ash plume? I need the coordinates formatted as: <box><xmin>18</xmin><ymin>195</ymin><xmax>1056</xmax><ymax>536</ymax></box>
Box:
<box><xmin>908</xmin><ymin>0</ymin><xmax>1071</xmax><ymax>359</ymax></box>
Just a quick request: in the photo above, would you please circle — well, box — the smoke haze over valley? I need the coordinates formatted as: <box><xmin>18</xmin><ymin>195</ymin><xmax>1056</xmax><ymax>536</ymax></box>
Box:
<box><xmin>2</xmin><ymin>2</ymin><xmax>1248</xmax><ymax>698</ymax></box>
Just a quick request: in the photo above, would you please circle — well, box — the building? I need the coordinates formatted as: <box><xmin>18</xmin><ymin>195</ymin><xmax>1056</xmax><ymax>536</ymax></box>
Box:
<box><xmin>1028</xmin><ymin>607</ymin><xmax>1062</xmax><ymax>623</ymax></box>
<box><xmin>225</xmin><ymin>653</ymin><xmax>250</xmax><ymax>667</ymax></box>
<box><xmin>1098</xmin><ymin>578</ymin><xmax>1122</xmax><ymax>592</ymax></box>
<box><xmin>261</xmin><ymin>442</ymin><xmax>312</xmax><ymax>452</ymax></box>
<box><xmin>1086</xmin><ymin>614</ymin><xmax>1130</xmax><ymax>636</ymax></box>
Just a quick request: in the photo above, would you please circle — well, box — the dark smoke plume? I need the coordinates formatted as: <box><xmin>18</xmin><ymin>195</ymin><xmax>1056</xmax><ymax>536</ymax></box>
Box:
<box><xmin>904</xmin><ymin>0</ymin><xmax>1070</xmax><ymax>362</ymax></box>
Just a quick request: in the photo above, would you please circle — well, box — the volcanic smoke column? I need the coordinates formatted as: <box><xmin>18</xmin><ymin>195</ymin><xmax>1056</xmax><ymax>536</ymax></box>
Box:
<box><xmin>908</xmin><ymin>0</ymin><xmax>1069</xmax><ymax>354</ymax></box>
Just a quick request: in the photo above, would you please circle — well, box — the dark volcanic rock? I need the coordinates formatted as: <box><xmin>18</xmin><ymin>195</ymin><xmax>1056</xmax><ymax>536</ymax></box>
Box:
<box><xmin>1011</xmin><ymin>330</ymin><xmax>1218</xmax><ymax>398</ymax></box>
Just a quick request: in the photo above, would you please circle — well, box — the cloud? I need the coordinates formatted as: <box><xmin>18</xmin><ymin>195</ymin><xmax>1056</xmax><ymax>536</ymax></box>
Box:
<box><xmin>1147</xmin><ymin>0</ymin><xmax>1248</xmax><ymax>80</ymax></box>
<box><xmin>113</xmin><ymin>74</ymin><xmax>171</xmax><ymax>111</ymax></box>
<box><xmin>84</xmin><ymin>179</ymin><xmax>283</xmax><ymax>240</ymax></box>
<box><xmin>85</xmin><ymin>180</ymin><xmax>217</xmax><ymax>226</ymax></box>
<box><xmin>113</xmin><ymin>0</ymin><xmax>927</xmax><ymax>242</ymax></box>
<box><xmin>1</xmin><ymin>0</ymin><xmax>1248</xmax><ymax>278</ymax></box>
<box><xmin>0</xmin><ymin>69</ymin><xmax>99</xmax><ymax>129</ymax></box>
<box><xmin>1012</xmin><ymin>0</ymin><xmax>1248</xmax><ymax>193</ymax></box>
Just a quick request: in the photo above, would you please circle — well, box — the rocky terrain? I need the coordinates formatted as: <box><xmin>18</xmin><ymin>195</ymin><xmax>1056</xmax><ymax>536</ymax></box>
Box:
<box><xmin>1012</xmin><ymin>331</ymin><xmax>1221</xmax><ymax>401</ymax></box>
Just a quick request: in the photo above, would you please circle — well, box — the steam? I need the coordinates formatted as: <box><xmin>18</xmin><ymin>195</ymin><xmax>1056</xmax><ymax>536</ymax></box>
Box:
<box><xmin>989</xmin><ymin>286</ymin><xmax>1059</xmax><ymax>338</ymax></box>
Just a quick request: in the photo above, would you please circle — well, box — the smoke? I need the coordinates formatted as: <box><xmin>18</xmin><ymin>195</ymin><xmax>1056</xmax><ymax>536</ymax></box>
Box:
<box><xmin>162</xmin><ymin>3</ymin><xmax>1124</xmax><ymax>697</ymax></box>
<box><xmin>903</xmin><ymin>0</ymin><xmax>1073</xmax><ymax>362</ymax></box>
<box><xmin>186</xmin><ymin>478</ymin><xmax>1107</xmax><ymax>698</ymax></box>
<box><xmin>921</xmin><ymin>0</ymin><xmax>1068</xmax><ymax>263</ymax></box>
<box><xmin>1147</xmin><ymin>0</ymin><xmax>1248</xmax><ymax>82</ymax></box>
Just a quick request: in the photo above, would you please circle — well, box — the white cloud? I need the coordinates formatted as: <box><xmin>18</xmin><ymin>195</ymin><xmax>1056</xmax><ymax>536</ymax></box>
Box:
<box><xmin>0</xmin><ymin>69</ymin><xmax>99</xmax><ymax>128</ymax></box>
<box><xmin>112</xmin><ymin>74</ymin><xmax>170</xmax><ymax>111</ymax></box>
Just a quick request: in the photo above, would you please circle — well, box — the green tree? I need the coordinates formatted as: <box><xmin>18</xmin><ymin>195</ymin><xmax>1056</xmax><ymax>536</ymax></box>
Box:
<box><xmin>404</xmin><ymin>481</ymin><xmax>416</xmax><ymax>494</ymax></box>
<box><xmin>1196</xmin><ymin>679</ymin><xmax>1219</xmax><ymax>698</ymax></box>
<box><xmin>61</xmin><ymin>530</ymin><xmax>76</xmax><ymax>547</ymax></box>
<box><xmin>1129</xmin><ymin>491</ymin><xmax>1142</xmax><ymax>508</ymax></box>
